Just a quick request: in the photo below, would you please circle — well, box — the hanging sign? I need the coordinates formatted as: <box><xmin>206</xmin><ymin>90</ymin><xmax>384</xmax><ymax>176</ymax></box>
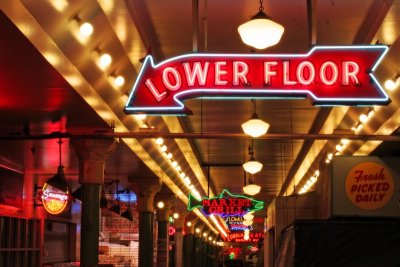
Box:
<box><xmin>41</xmin><ymin>184</ymin><xmax>70</xmax><ymax>215</ymax></box>
<box><xmin>226</xmin><ymin>216</ymin><xmax>253</xmax><ymax>231</ymax></box>
<box><xmin>187</xmin><ymin>189</ymin><xmax>264</xmax><ymax>217</ymax></box>
<box><xmin>226</xmin><ymin>232</ymin><xmax>264</xmax><ymax>243</ymax></box>
<box><xmin>125</xmin><ymin>46</ymin><xmax>389</xmax><ymax>115</ymax></box>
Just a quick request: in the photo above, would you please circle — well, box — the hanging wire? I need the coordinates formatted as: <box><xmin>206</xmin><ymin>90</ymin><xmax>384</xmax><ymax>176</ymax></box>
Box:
<box><xmin>207</xmin><ymin>166</ymin><xmax>210</xmax><ymax>197</ymax></box>
<box><xmin>280</xmin><ymin>141</ymin><xmax>288</xmax><ymax>227</ymax></box>
<box><xmin>290</xmin><ymin>110</ymin><xmax>297</xmax><ymax>220</ymax></box>
<box><xmin>57</xmin><ymin>138</ymin><xmax>63</xmax><ymax>166</ymax></box>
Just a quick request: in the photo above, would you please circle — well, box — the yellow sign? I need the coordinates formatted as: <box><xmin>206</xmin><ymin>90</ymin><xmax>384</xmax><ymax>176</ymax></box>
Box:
<box><xmin>345</xmin><ymin>162</ymin><xmax>394</xmax><ymax>210</ymax></box>
<box><xmin>41</xmin><ymin>184</ymin><xmax>70</xmax><ymax>215</ymax></box>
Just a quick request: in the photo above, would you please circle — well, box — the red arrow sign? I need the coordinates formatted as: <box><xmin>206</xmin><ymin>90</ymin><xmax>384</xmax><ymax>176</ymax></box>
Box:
<box><xmin>125</xmin><ymin>46</ymin><xmax>389</xmax><ymax>115</ymax></box>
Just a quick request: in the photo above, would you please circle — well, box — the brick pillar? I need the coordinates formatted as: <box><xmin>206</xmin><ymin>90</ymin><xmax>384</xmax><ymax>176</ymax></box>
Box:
<box><xmin>71</xmin><ymin>138</ymin><xmax>115</xmax><ymax>267</ymax></box>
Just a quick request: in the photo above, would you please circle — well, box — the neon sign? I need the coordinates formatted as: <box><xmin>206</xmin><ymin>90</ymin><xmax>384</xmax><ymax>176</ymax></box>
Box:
<box><xmin>226</xmin><ymin>216</ymin><xmax>253</xmax><ymax>231</ymax></box>
<box><xmin>41</xmin><ymin>184</ymin><xmax>70</xmax><ymax>215</ymax></box>
<box><xmin>226</xmin><ymin>232</ymin><xmax>264</xmax><ymax>243</ymax></box>
<box><xmin>125</xmin><ymin>46</ymin><xmax>389</xmax><ymax>115</ymax></box>
<box><xmin>187</xmin><ymin>189</ymin><xmax>264</xmax><ymax>217</ymax></box>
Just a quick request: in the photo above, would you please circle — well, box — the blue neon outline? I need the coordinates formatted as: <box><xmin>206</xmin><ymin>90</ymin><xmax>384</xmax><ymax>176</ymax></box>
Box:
<box><xmin>187</xmin><ymin>188</ymin><xmax>264</xmax><ymax>217</ymax></box>
<box><xmin>125</xmin><ymin>45</ymin><xmax>389</xmax><ymax>114</ymax></box>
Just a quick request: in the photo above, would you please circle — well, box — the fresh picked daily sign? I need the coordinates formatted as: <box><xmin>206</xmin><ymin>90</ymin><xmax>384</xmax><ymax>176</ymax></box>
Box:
<box><xmin>187</xmin><ymin>189</ymin><xmax>264</xmax><ymax>217</ymax></box>
<box><xmin>125</xmin><ymin>46</ymin><xmax>389</xmax><ymax>115</ymax></box>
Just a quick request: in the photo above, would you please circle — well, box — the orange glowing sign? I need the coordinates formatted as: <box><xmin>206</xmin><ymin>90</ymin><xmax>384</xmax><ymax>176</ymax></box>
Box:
<box><xmin>345</xmin><ymin>162</ymin><xmax>394</xmax><ymax>210</ymax></box>
<box><xmin>41</xmin><ymin>184</ymin><xmax>70</xmax><ymax>215</ymax></box>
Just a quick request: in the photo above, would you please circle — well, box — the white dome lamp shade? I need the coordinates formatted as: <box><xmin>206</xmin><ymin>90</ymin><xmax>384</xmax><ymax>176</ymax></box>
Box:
<box><xmin>241</xmin><ymin>113</ymin><xmax>270</xmax><ymax>138</ymax></box>
<box><xmin>243</xmin><ymin>182</ymin><xmax>261</xmax><ymax>196</ymax></box>
<box><xmin>243</xmin><ymin>157</ymin><xmax>263</xmax><ymax>174</ymax></box>
<box><xmin>241</xmin><ymin>100</ymin><xmax>269</xmax><ymax>138</ymax></box>
<box><xmin>238</xmin><ymin>0</ymin><xmax>284</xmax><ymax>50</ymax></box>
<box><xmin>243</xmin><ymin>140</ymin><xmax>263</xmax><ymax>175</ymax></box>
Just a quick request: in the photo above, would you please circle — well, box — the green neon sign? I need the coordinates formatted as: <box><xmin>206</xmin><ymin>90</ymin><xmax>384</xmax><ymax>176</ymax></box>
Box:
<box><xmin>188</xmin><ymin>189</ymin><xmax>264</xmax><ymax>217</ymax></box>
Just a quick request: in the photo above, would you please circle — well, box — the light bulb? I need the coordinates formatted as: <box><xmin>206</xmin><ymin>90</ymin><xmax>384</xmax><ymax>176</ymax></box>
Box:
<box><xmin>80</xmin><ymin>22</ymin><xmax>93</xmax><ymax>36</ymax></box>
<box><xmin>156</xmin><ymin>138</ymin><xmax>164</xmax><ymax>145</ymax></box>
<box><xmin>114</xmin><ymin>75</ymin><xmax>125</xmax><ymax>87</ymax></box>
<box><xmin>99</xmin><ymin>53</ymin><xmax>112</xmax><ymax>69</ymax></box>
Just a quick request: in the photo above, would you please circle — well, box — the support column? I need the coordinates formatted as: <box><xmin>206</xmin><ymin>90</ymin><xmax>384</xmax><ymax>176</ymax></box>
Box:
<box><xmin>183</xmin><ymin>216</ymin><xmax>197</xmax><ymax>267</ymax></box>
<box><xmin>155</xmin><ymin>191</ymin><xmax>175</xmax><ymax>267</ymax></box>
<box><xmin>173</xmin><ymin>210</ymin><xmax>188</xmax><ymax>267</ymax></box>
<box><xmin>200</xmin><ymin>234</ymin><xmax>208</xmax><ymax>267</ymax></box>
<box><xmin>193</xmin><ymin>224</ymin><xmax>203</xmax><ymax>267</ymax></box>
<box><xmin>130</xmin><ymin>178</ymin><xmax>161</xmax><ymax>267</ymax></box>
<box><xmin>71</xmin><ymin>138</ymin><xmax>115</xmax><ymax>267</ymax></box>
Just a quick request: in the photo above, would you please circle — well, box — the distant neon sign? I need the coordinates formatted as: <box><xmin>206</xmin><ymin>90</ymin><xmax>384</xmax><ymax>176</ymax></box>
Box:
<box><xmin>226</xmin><ymin>216</ymin><xmax>253</xmax><ymax>231</ymax></box>
<box><xmin>187</xmin><ymin>189</ymin><xmax>264</xmax><ymax>217</ymax></box>
<box><xmin>227</xmin><ymin>232</ymin><xmax>264</xmax><ymax>243</ymax></box>
<box><xmin>41</xmin><ymin>184</ymin><xmax>70</xmax><ymax>215</ymax></box>
<box><xmin>125</xmin><ymin>46</ymin><xmax>389</xmax><ymax>115</ymax></box>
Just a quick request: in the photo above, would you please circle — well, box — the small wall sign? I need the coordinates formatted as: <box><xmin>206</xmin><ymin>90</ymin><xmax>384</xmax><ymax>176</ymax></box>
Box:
<box><xmin>41</xmin><ymin>184</ymin><xmax>70</xmax><ymax>215</ymax></box>
<box><xmin>345</xmin><ymin>161</ymin><xmax>394</xmax><ymax>210</ymax></box>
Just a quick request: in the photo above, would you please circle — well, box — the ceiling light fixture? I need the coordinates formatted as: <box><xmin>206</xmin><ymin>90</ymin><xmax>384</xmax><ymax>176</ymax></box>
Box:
<box><xmin>72</xmin><ymin>15</ymin><xmax>94</xmax><ymax>37</ymax></box>
<box><xmin>242</xmin><ymin>100</ymin><xmax>269</xmax><ymax>137</ymax></box>
<box><xmin>243</xmin><ymin>182</ymin><xmax>261</xmax><ymax>196</ymax></box>
<box><xmin>157</xmin><ymin>201</ymin><xmax>165</xmax><ymax>209</ymax></box>
<box><xmin>95</xmin><ymin>48</ymin><xmax>112</xmax><ymax>69</ymax></box>
<box><xmin>45</xmin><ymin>138</ymin><xmax>70</xmax><ymax>192</ymax></box>
<box><xmin>109</xmin><ymin>73</ymin><xmax>125</xmax><ymax>87</ymax></box>
<box><xmin>384</xmin><ymin>73</ymin><xmax>400</xmax><ymax>90</ymax></box>
<box><xmin>243</xmin><ymin>141</ymin><xmax>263</xmax><ymax>174</ymax></box>
<box><xmin>238</xmin><ymin>0</ymin><xmax>284</xmax><ymax>49</ymax></box>
<box><xmin>121</xmin><ymin>204</ymin><xmax>134</xmax><ymax>221</ymax></box>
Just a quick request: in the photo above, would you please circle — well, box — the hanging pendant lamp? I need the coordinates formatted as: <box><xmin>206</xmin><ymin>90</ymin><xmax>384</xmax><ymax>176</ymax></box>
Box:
<box><xmin>46</xmin><ymin>138</ymin><xmax>70</xmax><ymax>192</ymax></box>
<box><xmin>243</xmin><ymin>140</ymin><xmax>263</xmax><ymax>174</ymax></box>
<box><xmin>242</xmin><ymin>100</ymin><xmax>269</xmax><ymax>138</ymax></box>
<box><xmin>238</xmin><ymin>0</ymin><xmax>284</xmax><ymax>49</ymax></box>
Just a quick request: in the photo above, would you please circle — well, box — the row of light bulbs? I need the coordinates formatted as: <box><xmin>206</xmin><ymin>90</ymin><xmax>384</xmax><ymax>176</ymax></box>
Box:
<box><xmin>72</xmin><ymin>15</ymin><xmax>126</xmax><ymax>88</ymax></box>
<box><xmin>324</xmin><ymin>108</ymin><xmax>376</xmax><ymax>166</ymax></box>
<box><xmin>155</xmin><ymin>137</ymin><xmax>202</xmax><ymax>200</ymax></box>
<box><xmin>133</xmin><ymin>103</ymin><xmax>227</xmax><ymax>238</ymax></box>
<box><xmin>298</xmin><ymin>170</ymin><xmax>320</xmax><ymax>194</ymax></box>
<box><xmin>154</xmin><ymin>206</ymin><xmax>219</xmax><ymax>243</ymax></box>
<box><xmin>301</xmin><ymin>95</ymin><xmax>385</xmax><ymax>193</ymax></box>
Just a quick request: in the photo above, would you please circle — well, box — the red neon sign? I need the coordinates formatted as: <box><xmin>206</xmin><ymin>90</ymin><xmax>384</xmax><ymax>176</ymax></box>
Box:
<box><xmin>125</xmin><ymin>46</ymin><xmax>389</xmax><ymax>115</ymax></box>
<box><xmin>226</xmin><ymin>232</ymin><xmax>264</xmax><ymax>243</ymax></box>
<box><xmin>41</xmin><ymin>184</ymin><xmax>70</xmax><ymax>215</ymax></box>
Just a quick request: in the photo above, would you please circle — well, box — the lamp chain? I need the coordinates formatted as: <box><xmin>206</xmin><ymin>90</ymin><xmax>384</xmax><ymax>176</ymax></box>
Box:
<box><xmin>248</xmin><ymin>140</ymin><xmax>254</xmax><ymax>157</ymax></box>
<box><xmin>259</xmin><ymin>0</ymin><xmax>264</xmax><ymax>12</ymax></box>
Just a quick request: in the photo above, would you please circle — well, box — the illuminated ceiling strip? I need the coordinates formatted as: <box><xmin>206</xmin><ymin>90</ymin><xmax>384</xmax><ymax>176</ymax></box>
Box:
<box><xmin>284</xmin><ymin>106</ymin><xmax>350</xmax><ymax>196</ymax></box>
<box><xmin>354</xmin><ymin>108</ymin><xmax>400</xmax><ymax>155</ymax></box>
